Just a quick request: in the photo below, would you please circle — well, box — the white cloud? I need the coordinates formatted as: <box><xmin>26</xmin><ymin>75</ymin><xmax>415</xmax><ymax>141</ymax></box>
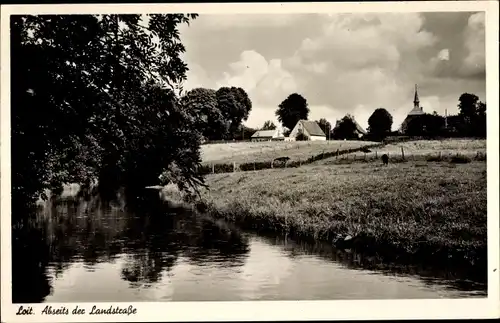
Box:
<box><xmin>462</xmin><ymin>12</ymin><xmax>485</xmax><ymax>76</ymax></box>
<box><xmin>182</xmin><ymin>63</ymin><xmax>215</xmax><ymax>92</ymax></box>
<box><xmin>216</xmin><ymin>50</ymin><xmax>298</xmax><ymax>108</ymax></box>
<box><xmin>437</xmin><ymin>49</ymin><xmax>450</xmax><ymax>61</ymax></box>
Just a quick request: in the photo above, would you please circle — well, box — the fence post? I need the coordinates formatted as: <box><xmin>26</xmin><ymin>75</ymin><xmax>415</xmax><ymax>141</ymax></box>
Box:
<box><xmin>253</xmin><ymin>162</ymin><xmax>256</xmax><ymax>171</ymax></box>
<box><xmin>233</xmin><ymin>162</ymin><xmax>236</xmax><ymax>172</ymax></box>
<box><xmin>401</xmin><ymin>146</ymin><xmax>405</xmax><ymax>160</ymax></box>
<box><xmin>375</xmin><ymin>151</ymin><xmax>378</xmax><ymax>159</ymax></box>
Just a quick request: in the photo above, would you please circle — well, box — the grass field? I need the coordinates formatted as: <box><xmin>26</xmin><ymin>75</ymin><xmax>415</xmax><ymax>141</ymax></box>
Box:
<box><xmin>192</xmin><ymin>160</ymin><xmax>486</xmax><ymax>273</ymax></box>
<box><xmin>313</xmin><ymin>139</ymin><xmax>486</xmax><ymax>165</ymax></box>
<box><xmin>201</xmin><ymin>140</ymin><xmax>379</xmax><ymax>165</ymax></box>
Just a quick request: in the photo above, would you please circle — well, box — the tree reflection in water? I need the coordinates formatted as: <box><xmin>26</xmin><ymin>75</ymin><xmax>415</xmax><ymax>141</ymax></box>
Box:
<box><xmin>12</xmin><ymin>189</ymin><xmax>251</xmax><ymax>302</ymax></box>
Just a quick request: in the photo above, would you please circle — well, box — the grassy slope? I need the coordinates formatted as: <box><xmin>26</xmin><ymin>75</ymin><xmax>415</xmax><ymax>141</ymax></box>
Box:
<box><xmin>198</xmin><ymin>161</ymin><xmax>487</xmax><ymax>268</ymax></box>
<box><xmin>313</xmin><ymin>139</ymin><xmax>486</xmax><ymax>164</ymax></box>
<box><xmin>201</xmin><ymin>140</ymin><xmax>379</xmax><ymax>165</ymax></box>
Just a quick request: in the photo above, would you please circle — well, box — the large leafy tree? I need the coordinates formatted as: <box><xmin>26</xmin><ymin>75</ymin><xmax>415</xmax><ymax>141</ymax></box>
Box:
<box><xmin>275</xmin><ymin>93</ymin><xmax>309</xmax><ymax>130</ymax></box>
<box><xmin>11</xmin><ymin>14</ymin><xmax>200</xmax><ymax>216</ymax></box>
<box><xmin>367</xmin><ymin>108</ymin><xmax>393</xmax><ymax>140</ymax></box>
<box><xmin>180</xmin><ymin>88</ymin><xmax>229</xmax><ymax>141</ymax></box>
<box><xmin>458</xmin><ymin>93</ymin><xmax>479</xmax><ymax>125</ymax></box>
<box><xmin>475</xmin><ymin>101</ymin><xmax>486</xmax><ymax>137</ymax></box>
<box><xmin>332</xmin><ymin>116</ymin><xmax>358</xmax><ymax>140</ymax></box>
<box><xmin>457</xmin><ymin>93</ymin><xmax>486</xmax><ymax>137</ymax></box>
<box><xmin>215</xmin><ymin>86</ymin><xmax>252</xmax><ymax>138</ymax></box>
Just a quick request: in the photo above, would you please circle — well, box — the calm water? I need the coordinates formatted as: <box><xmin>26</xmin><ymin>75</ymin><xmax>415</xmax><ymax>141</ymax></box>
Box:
<box><xmin>12</xmin><ymin>193</ymin><xmax>486</xmax><ymax>303</ymax></box>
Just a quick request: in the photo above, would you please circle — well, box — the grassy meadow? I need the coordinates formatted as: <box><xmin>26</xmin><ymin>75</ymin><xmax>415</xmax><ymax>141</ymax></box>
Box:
<box><xmin>190</xmin><ymin>159</ymin><xmax>487</xmax><ymax>271</ymax></box>
<box><xmin>314</xmin><ymin>139</ymin><xmax>487</xmax><ymax>165</ymax></box>
<box><xmin>201</xmin><ymin>140</ymin><xmax>379</xmax><ymax>165</ymax></box>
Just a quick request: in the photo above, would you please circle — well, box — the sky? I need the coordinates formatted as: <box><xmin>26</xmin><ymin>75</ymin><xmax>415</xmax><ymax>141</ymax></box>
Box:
<box><xmin>178</xmin><ymin>12</ymin><xmax>486</xmax><ymax>131</ymax></box>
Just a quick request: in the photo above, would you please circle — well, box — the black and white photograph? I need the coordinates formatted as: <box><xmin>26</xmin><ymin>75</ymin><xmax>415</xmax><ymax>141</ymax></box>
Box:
<box><xmin>1</xmin><ymin>1</ymin><xmax>499</xmax><ymax>322</ymax></box>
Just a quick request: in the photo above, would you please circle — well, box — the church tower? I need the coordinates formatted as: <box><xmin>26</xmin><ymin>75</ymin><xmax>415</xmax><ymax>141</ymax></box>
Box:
<box><xmin>413</xmin><ymin>84</ymin><xmax>420</xmax><ymax>110</ymax></box>
<box><xmin>408</xmin><ymin>84</ymin><xmax>424</xmax><ymax>116</ymax></box>
<box><xmin>400</xmin><ymin>84</ymin><xmax>425</xmax><ymax>133</ymax></box>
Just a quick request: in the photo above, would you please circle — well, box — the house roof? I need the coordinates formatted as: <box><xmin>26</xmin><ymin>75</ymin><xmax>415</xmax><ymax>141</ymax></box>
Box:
<box><xmin>251</xmin><ymin>130</ymin><xmax>279</xmax><ymax>138</ymax></box>
<box><xmin>298</xmin><ymin>120</ymin><xmax>326</xmax><ymax>137</ymax></box>
<box><xmin>352</xmin><ymin>118</ymin><xmax>367</xmax><ymax>135</ymax></box>
<box><xmin>408</xmin><ymin>107</ymin><xmax>425</xmax><ymax>116</ymax></box>
<box><xmin>335</xmin><ymin>115</ymin><xmax>367</xmax><ymax>135</ymax></box>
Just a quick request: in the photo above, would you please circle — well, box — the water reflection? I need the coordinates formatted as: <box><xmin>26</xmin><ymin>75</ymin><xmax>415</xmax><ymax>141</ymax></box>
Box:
<box><xmin>259</xmin><ymin>234</ymin><xmax>487</xmax><ymax>295</ymax></box>
<box><xmin>12</xmin><ymin>192</ymin><xmax>250</xmax><ymax>303</ymax></box>
<box><xmin>12</xmin><ymin>191</ymin><xmax>486</xmax><ymax>303</ymax></box>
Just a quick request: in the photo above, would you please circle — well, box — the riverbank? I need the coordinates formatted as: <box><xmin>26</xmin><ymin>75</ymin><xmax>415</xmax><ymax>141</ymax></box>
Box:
<box><xmin>188</xmin><ymin>161</ymin><xmax>487</xmax><ymax>280</ymax></box>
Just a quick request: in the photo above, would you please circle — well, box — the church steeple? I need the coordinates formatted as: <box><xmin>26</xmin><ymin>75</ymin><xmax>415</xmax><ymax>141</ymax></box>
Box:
<box><xmin>413</xmin><ymin>84</ymin><xmax>420</xmax><ymax>109</ymax></box>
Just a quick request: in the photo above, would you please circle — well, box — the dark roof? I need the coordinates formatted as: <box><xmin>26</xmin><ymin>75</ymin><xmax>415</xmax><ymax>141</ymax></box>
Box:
<box><xmin>299</xmin><ymin>120</ymin><xmax>326</xmax><ymax>137</ymax></box>
<box><xmin>251</xmin><ymin>130</ymin><xmax>279</xmax><ymax>138</ymax></box>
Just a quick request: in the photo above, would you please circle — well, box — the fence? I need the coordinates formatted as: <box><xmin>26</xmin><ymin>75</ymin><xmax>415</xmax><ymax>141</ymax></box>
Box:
<box><xmin>197</xmin><ymin>142</ymin><xmax>388</xmax><ymax>175</ymax></box>
<box><xmin>197</xmin><ymin>136</ymin><xmax>486</xmax><ymax>175</ymax></box>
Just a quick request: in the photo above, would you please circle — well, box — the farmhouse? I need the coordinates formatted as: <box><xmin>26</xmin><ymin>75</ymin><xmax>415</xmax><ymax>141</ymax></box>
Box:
<box><xmin>251</xmin><ymin>129</ymin><xmax>284</xmax><ymax>142</ymax></box>
<box><xmin>289</xmin><ymin>120</ymin><xmax>326</xmax><ymax>141</ymax></box>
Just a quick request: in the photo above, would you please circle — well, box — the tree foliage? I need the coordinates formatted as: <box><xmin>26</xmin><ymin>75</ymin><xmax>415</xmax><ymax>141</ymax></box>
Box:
<box><xmin>275</xmin><ymin>93</ymin><xmax>309</xmax><ymax>130</ymax></box>
<box><xmin>332</xmin><ymin>116</ymin><xmax>358</xmax><ymax>140</ymax></box>
<box><xmin>368</xmin><ymin>108</ymin><xmax>393</xmax><ymax>139</ymax></box>
<box><xmin>215</xmin><ymin>87</ymin><xmax>252</xmax><ymax>138</ymax></box>
<box><xmin>11</xmin><ymin>14</ymin><xmax>201</xmax><ymax>216</ymax></box>
<box><xmin>457</xmin><ymin>93</ymin><xmax>486</xmax><ymax>137</ymax></box>
<box><xmin>295</xmin><ymin>130</ymin><xmax>309</xmax><ymax>141</ymax></box>
<box><xmin>180</xmin><ymin>87</ymin><xmax>229</xmax><ymax>141</ymax></box>
<box><xmin>262</xmin><ymin>120</ymin><xmax>277</xmax><ymax>130</ymax></box>
<box><xmin>404</xmin><ymin>113</ymin><xmax>446</xmax><ymax>137</ymax></box>
<box><xmin>180</xmin><ymin>86</ymin><xmax>252</xmax><ymax>141</ymax></box>
<box><xmin>316</xmin><ymin>118</ymin><xmax>332</xmax><ymax>138</ymax></box>
<box><xmin>233</xmin><ymin>125</ymin><xmax>257</xmax><ymax>141</ymax></box>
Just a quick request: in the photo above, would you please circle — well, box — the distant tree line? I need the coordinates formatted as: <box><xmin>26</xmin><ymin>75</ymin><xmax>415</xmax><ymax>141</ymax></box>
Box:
<box><xmin>400</xmin><ymin>93</ymin><xmax>486</xmax><ymax>139</ymax></box>
<box><xmin>269</xmin><ymin>91</ymin><xmax>486</xmax><ymax>141</ymax></box>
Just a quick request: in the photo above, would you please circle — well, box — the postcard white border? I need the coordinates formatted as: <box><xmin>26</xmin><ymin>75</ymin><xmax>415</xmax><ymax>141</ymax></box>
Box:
<box><xmin>1</xmin><ymin>1</ymin><xmax>499</xmax><ymax>322</ymax></box>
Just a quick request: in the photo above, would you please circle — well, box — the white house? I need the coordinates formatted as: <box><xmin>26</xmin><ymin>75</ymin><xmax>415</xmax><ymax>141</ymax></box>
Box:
<box><xmin>251</xmin><ymin>129</ymin><xmax>284</xmax><ymax>142</ymax></box>
<box><xmin>288</xmin><ymin>120</ymin><xmax>326</xmax><ymax>141</ymax></box>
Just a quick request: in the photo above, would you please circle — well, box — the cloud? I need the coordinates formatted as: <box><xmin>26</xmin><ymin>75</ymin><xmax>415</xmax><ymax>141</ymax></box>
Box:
<box><xmin>437</xmin><ymin>49</ymin><xmax>450</xmax><ymax>61</ymax></box>
<box><xmin>216</xmin><ymin>50</ymin><xmax>298</xmax><ymax>107</ymax></box>
<box><xmin>278</xmin><ymin>13</ymin><xmax>437</xmax><ymax>130</ymax></box>
<box><xmin>461</xmin><ymin>12</ymin><xmax>485</xmax><ymax>78</ymax></box>
<box><xmin>182</xmin><ymin>63</ymin><xmax>215</xmax><ymax>92</ymax></box>
<box><xmin>180</xmin><ymin>12</ymin><xmax>486</xmax><ymax>130</ymax></box>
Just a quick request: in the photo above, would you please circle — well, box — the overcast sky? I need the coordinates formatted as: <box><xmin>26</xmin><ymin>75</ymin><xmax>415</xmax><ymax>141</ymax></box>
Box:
<box><xmin>178</xmin><ymin>12</ymin><xmax>485</xmax><ymax>131</ymax></box>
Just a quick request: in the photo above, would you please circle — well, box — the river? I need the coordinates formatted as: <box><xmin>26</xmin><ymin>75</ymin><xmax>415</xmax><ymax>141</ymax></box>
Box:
<box><xmin>12</xmin><ymin>193</ymin><xmax>487</xmax><ymax>303</ymax></box>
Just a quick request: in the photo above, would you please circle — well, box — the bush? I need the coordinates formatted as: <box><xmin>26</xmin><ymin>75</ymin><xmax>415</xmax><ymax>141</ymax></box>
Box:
<box><xmin>426</xmin><ymin>155</ymin><xmax>444</xmax><ymax>162</ymax></box>
<box><xmin>295</xmin><ymin>132</ymin><xmax>309</xmax><ymax>141</ymax></box>
<box><xmin>450</xmin><ymin>155</ymin><xmax>471</xmax><ymax>164</ymax></box>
